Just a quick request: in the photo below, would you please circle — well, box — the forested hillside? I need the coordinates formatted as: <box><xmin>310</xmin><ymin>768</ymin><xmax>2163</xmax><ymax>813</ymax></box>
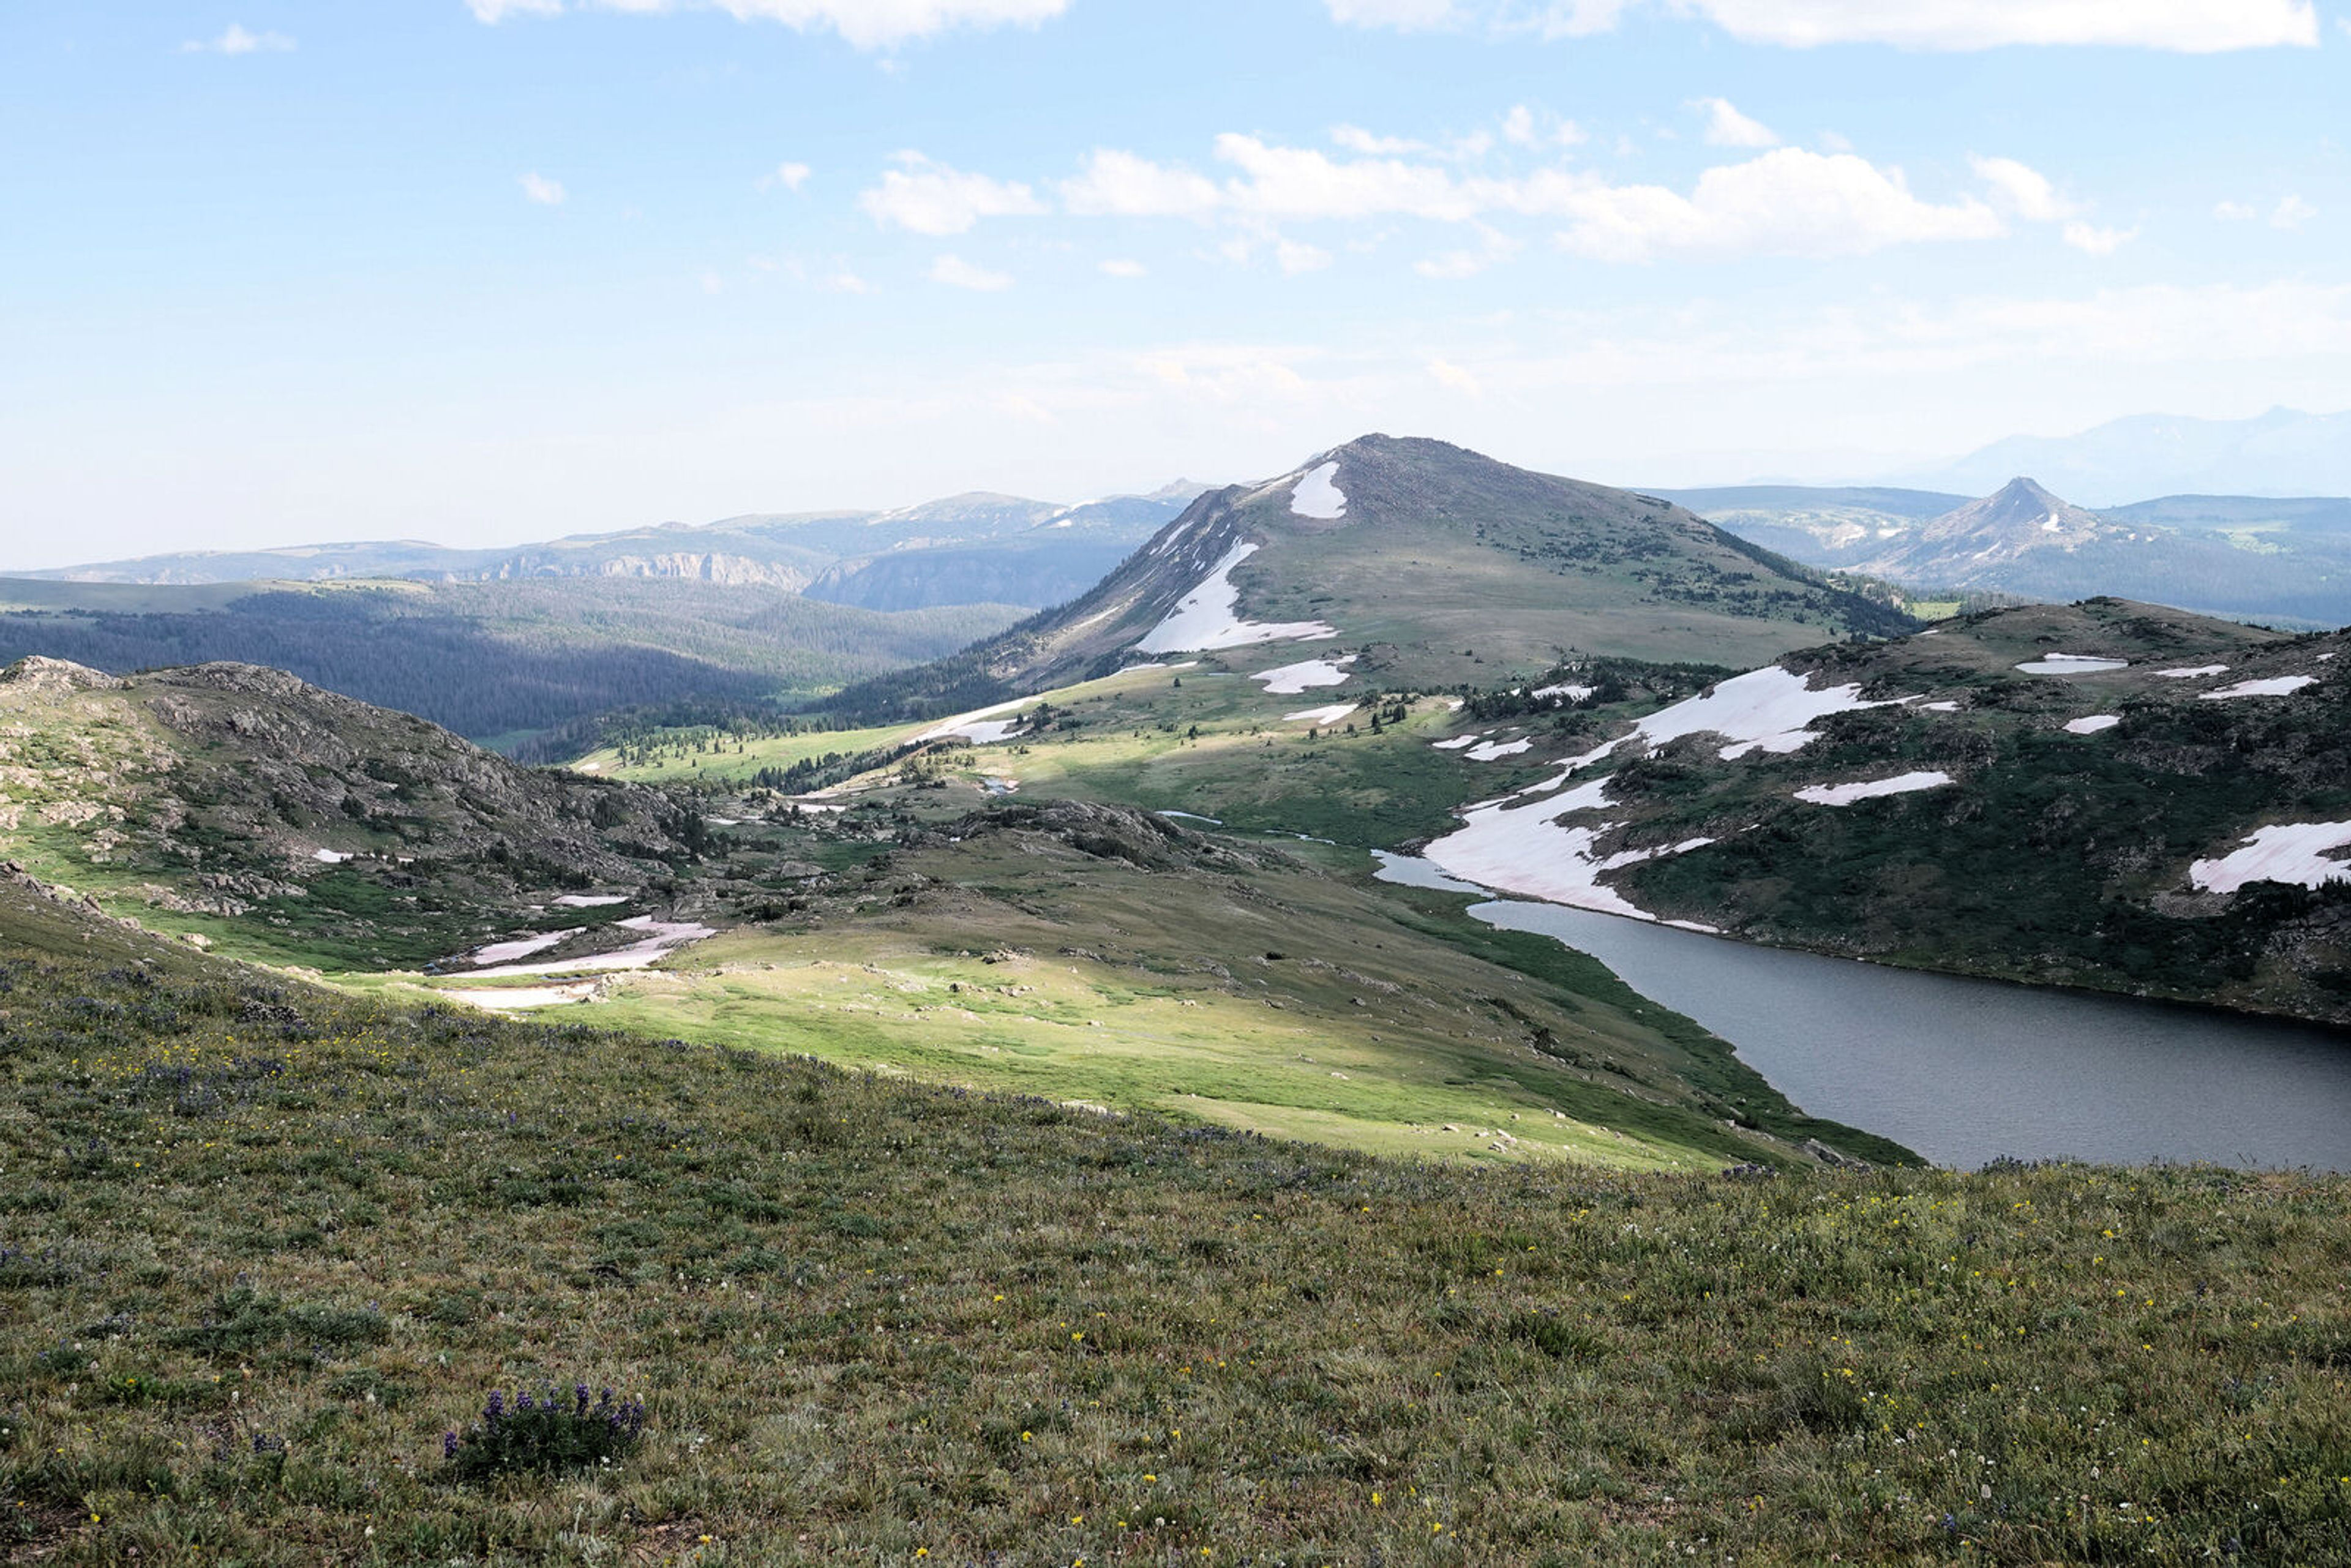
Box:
<box><xmin>0</xmin><ymin>579</ymin><xmax>1016</xmax><ymax>747</ymax></box>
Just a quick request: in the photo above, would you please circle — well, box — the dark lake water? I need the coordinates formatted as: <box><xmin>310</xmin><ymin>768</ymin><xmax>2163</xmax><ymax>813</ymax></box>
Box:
<box><xmin>1373</xmin><ymin>852</ymin><xmax>2351</xmax><ymax>1171</ymax></box>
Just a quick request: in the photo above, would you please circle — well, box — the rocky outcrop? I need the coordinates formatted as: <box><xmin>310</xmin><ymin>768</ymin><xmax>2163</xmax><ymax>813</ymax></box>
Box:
<box><xmin>0</xmin><ymin>656</ymin><xmax>126</xmax><ymax>692</ymax></box>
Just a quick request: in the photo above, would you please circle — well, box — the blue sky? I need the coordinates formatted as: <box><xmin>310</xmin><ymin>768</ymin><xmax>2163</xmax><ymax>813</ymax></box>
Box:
<box><xmin>3</xmin><ymin>1</ymin><xmax>2345</xmax><ymax>565</ymax></box>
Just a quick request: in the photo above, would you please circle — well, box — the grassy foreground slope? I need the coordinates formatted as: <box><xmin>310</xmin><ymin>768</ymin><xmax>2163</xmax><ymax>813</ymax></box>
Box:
<box><xmin>5</xmin><ymin>883</ymin><xmax>2350</xmax><ymax>1566</ymax></box>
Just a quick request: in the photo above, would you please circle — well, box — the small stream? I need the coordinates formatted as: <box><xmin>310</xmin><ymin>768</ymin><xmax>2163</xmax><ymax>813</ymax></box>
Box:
<box><xmin>1373</xmin><ymin>852</ymin><xmax>2351</xmax><ymax>1170</ymax></box>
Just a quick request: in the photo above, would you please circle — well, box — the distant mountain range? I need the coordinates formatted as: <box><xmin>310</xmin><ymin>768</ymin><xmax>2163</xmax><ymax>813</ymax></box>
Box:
<box><xmin>1660</xmin><ymin>477</ymin><xmax>2351</xmax><ymax>626</ymax></box>
<box><xmin>18</xmin><ymin>484</ymin><xmax>1210</xmax><ymax>613</ymax></box>
<box><xmin>1894</xmin><ymin>407</ymin><xmax>2351</xmax><ymax>505</ymax></box>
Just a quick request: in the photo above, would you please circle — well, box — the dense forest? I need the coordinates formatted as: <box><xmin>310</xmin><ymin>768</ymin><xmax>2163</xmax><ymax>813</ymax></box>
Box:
<box><xmin>0</xmin><ymin>579</ymin><xmax>1017</xmax><ymax>747</ymax></box>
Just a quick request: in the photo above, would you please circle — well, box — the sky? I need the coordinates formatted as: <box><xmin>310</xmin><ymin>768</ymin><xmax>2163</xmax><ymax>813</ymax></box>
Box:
<box><xmin>2</xmin><ymin>1</ymin><xmax>2346</xmax><ymax>567</ymax></box>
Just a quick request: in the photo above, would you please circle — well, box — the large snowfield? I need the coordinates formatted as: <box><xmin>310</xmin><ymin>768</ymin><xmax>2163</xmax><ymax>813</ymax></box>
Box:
<box><xmin>1627</xmin><ymin>666</ymin><xmax>1905</xmax><ymax>761</ymax></box>
<box><xmin>1133</xmin><ymin>542</ymin><xmax>1340</xmax><ymax>654</ymax></box>
<box><xmin>2191</xmin><ymin>821</ymin><xmax>2351</xmax><ymax>894</ymax></box>
<box><xmin>1289</xmin><ymin>461</ymin><xmax>1347</xmax><ymax>520</ymax></box>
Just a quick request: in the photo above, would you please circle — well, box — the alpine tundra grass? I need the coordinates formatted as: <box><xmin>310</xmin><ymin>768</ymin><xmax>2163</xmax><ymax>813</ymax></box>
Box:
<box><xmin>3</xmin><ymin>885</ymin><xmax>2348</xmax><ymax>1566</ymax></box>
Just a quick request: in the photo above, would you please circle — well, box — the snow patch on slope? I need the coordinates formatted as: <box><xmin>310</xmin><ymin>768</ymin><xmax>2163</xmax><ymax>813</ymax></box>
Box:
<box><xmin>2015</xmin><ymin>653</ymin><xmax>2129</xmax><ymax>674</ymax></box>
<box><xmin>1285</xmin><ymin>703</ymin><xmax>1356</xmax><ymax>726</ymax></box>
<box><xmin>1425</xmin><ymin>775</ymin><xmax>1710</xmax><ymax>921</ymax></box>
<box><xmin>1133</xmin><ymin>542</ymin><xmax>1339</xmax><ymax>654</ymax></box>
<box><xmin>2064</xmin><ymin>715</ymin><xmax>2122</xmax><ymax>735</ymax></box>
<box><xmin>2199</xmin><ymin>675</ymin><xmax>2316</xmax><ymax>701</ymax></box>
<box><xmin>1253</xmin><ymin>655</ymin><xmax>1354</xmax><ymax>695</ymax></box>
<box><xmin>1634</xmin><ymin>666</ymin><xmax>1907</xmax><ymax>760</ymax></box>
<box><xmin>915</xmin><ymin>697</ymin><xmax>1040</xmax><ymax>745</ymax></box>
<box><xmin>463</xmin><ymin>916</ymin><xmax>717</xmax><ymax>978</ymax></box>
<box><xmin>468</xmin><ymin>929</ymin><xmax>584</xmax><ymax>966</ymax></box>
<box><xmin>2191</xmin><ymin>822</ymin><xmax>2351</xmax><ymax>895</ymax></box>
<box><xmin>1465</xmin><ymin>738</ymin><xmax>1532</xmax><ymax>761</ymax></box>
<box><xmin>1794</xmin><ymin>771</ymin><xmax>1954</xmax><ymax>806</ymax></box>
<box><xmin>1290</xmin><ymin>461</ymin><xmax>1346</xmax><ymax>520</ymax></box>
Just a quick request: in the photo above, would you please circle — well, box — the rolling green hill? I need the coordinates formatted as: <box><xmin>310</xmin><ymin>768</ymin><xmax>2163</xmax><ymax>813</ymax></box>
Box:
<box><xmin>829</xmin><ymin>436</ymin><xmax>1919</xmax><ymax>723</ymax></box>
<box><xmin>0</xmin><ymin>653</ymin><xmax>1900</xmax><ymax>1169</ymax></box>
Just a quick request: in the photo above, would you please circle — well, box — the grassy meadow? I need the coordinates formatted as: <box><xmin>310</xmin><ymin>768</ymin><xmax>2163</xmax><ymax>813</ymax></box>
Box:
<box><xmin>4</xmin><ymin>888</ymin><xmax>2349</xmax><ymax>1566</ymax></box>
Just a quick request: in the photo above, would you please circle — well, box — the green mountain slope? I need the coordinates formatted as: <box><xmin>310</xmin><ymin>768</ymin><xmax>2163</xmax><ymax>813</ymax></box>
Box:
<box><xmin>1413</xmin><ymin>598</ymin><xmax>2351</xmax><ymax>1024</ymax></box>
<box><xmin>0</xmin><ymin>656</ymin><xmax>712</xmax><ymax>970</ymax></box>
<box><xmin>3</xmin><ymin>874</ymin><xmax>2347</xmax><ymax>1564</ymax></box>
<box><xmin>831</xmin><ymin>435</ymin><xmax>1918</xmax><ymax>721</ymax></box>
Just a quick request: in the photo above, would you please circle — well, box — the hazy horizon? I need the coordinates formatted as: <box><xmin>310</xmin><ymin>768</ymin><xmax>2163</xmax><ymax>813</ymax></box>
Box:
<box><xmin>4</xmin><ymin>1</ymin><xmax>2344</xmax><ymax>567</ymax></box>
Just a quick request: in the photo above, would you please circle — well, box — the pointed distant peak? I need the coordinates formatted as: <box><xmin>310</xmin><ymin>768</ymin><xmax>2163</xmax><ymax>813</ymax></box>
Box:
<box><xmin>1994</xmin><ymin>476</ymin><xmax>2061</xmax><ymax>503</ymax></box>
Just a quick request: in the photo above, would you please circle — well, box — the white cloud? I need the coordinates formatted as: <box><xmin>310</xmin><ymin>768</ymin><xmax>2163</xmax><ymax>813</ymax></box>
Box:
<box><xmin>1060</xmin><ymin>149</ymin><xmax>1223</xmax><ymax>219</ymax></box>
<box><xmin>2060</xmin><ymin>221</ymin><xmax>2137</xmax><ymax>255</ymax></box>
<box><xmin>466</xmin><ymin>0</ymin><xmax>1070</xmax><ymax>49</ymax></box>
<box><xmin>929</xmin><ymin>253</ymin><xmax>1013</xmax><ymax>290</ymax></box>
<box><xmin>1214</xmin><ymin>134</ymin><xmax>1484</xmax><ymax>222</ymax></box>
<box><xmin>181</xmin><ymin>23</ymin><xmax>294</xmax><ymax>53</ymax></box>
<box><xmin>1968</xmin><ymin>154</ymin><xmax>2076</xmax><ymax>221</ymax></box>
<box><xmin>1428</xmin><ymin>358</ymin><xmax>1483</xmax><ymax>394</ymax></box>
<box><xmin>1693</xmin><ymin>97</ymin><xmax>1779</xmax><ymax>148</ymax></box>
<box><xmin>1549</xmin><ymin>148</ymin><xmax>2002</xmax><ymax>261</ymax></box>
<box><xmin>1502</xmin><ymin>103</ymin><xmax>1586</xmax><ymax>148</ymax></box>
<box><xmin>1332</xmin><ymin>124</ymin><xmax>1425</xmax><ymax>157</ymax></box>
<box><xmin>1684</xmin><ymin>0</ymin><xmax>2319</xmax><ymax>51</ymax></box>
<box><xmin>1327</xmin><ymin>0</ymin><xmax>2319</xmax><ymax>50</ymax></box>
<box><xmin>2271</xmin><ymin>193</ymin><xmax>2317</xmax><ymax>229</ymax></box>
<box><xmin>519</xmin><ymin>172</ymin><xmax>567</xmax><ymax>206</ymax></box>
<box><xmin>1325</xmin><ymin>0</ymin><xmax>1458</xmax><ymax>27</ymax></box>
<box><xmin>939</xmin><ymin>135</ymin><xmax>2033</xmax><ymax>267</ymax></box>
<box><xmin>1416</xmin><ymin>223</ymin><xmax>1520</xmax><ymax>277</ymax></box>
<box><xmin>1098</xmin><ymin>258</ymin><xmax>1149</xmax><ymax>278</ymax></box>
<box><xmin>1275</xmin><ymin>238</ymin><xmax>1334</xmax><ymax>275</ymax></box>
<box><xmin>767</xmin><ymin>161</ymin><xmax>812</xmax><ymax>192</ymax></box>
<box><xmin>860</xmin><ymin>152</ymin><xmax>1046</xmax><ymax>234</ymax></box>
<box><xmin>2214</xmin><ymin>200</ymin><xmax>2257</xmax><ymax>221</ymax></box>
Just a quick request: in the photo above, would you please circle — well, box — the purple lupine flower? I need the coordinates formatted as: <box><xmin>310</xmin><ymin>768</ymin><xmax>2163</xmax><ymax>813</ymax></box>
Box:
<box><xmin>517</xmin><ymin>1390</ymin><xmax>534</xmax><ymax>1412</ymax></box>
<box><xmin>576</xmin><ymin>1385</ymin><xmax>590</xmax><ymax>1417</ymax></box>
<box><xmin>484</xmin><ymin>1389</ymin><xmax>504</xmax><ymax>1420</ymax></box>
<box><xmin>443</xmin><ymin>1430</ymin><xmax>460</xmax><ymax>1458</ymax></box>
